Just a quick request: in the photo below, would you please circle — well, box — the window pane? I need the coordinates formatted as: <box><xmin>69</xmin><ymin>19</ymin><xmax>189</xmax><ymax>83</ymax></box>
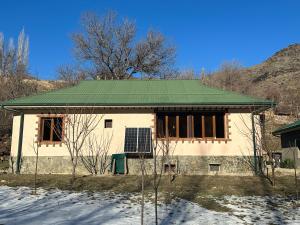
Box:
<box><xmin>204</xmin><ymin>115</ymin><xmax>213</xmax><ymax>137</ymax></box>
<box><xmin>179</xmin><ymin>115</ymin><xmax>187</xmax><ymax>138</ymax></box>
<box><xmin>42</xmin><ymin>119</ymin><xmax>52</xmax><ymax>141</ymax></box>
<box><xmin>167</xmin><ymin>115</ymin><xmax>177</xmax><ymax>137</ymax></box>
<box><xmin>187</xmin><ymin>115</ymin><xmax>193</xmax><ymax>138</ymax></box>
<box><xmin>53</xmin><ymin>118</ymin><xmax>63</xmax><ymax>141</ymax></box>
<box><xmin>216</xmin><ymin>113</ymin><xmax>225</xmax><ymax>138</ymax></box>
<box><xmin>138</xmin><ymin>128</ymin><xmax>151</xmax><ymax>153</ymax></box>
<box><xmin>105</xmin><ymin>119</ymin><xmax>112</xmax><ymax>128</ymax></box>
<box><xmin>156</xmin><ymin>115</ymin><xmax>165</xmax><ymax>138</ymax></box>
<box><xmin>194</xmin><ymin>114</ymin><xmax>202</xmax><ymax>138</ymax></box>
<box><xmin>124</xmin><ymin>128</ymin><xmax>137</xmax><ymax>152</ymax></box>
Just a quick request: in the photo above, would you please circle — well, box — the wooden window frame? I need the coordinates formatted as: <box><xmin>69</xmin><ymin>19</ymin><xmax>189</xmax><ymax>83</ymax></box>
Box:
<box><xmin>156</xmin><ymin>112</ymin><xmax>230</xmax><ymax>142</ymax></box>
<box><xmin>38</xmin><ymin>115</ymin><xmax>65</xmax><ymax>145</ymax></box>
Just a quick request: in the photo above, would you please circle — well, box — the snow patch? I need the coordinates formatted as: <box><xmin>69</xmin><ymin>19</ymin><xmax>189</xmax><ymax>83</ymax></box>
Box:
<box><xmin>0</xmin><ymin>186</ymin><xmax>298</xmax><ymax>225</ymax></box>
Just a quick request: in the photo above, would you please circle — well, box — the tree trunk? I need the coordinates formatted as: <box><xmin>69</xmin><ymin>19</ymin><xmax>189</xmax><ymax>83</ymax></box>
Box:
<box><xmin>34</xmin><ymin>148</ymin><xmax>39</xmax><ymax>195</ymax></box>
<box><xmin>153</xmin><ymin>146</ymin><xmax>158</xmax><ymax>225</ymax></box>
<box><xmin>141</xmin><ymin>159</ymin><xmax>144</xmax><ymax>225</ymax></box>
<box><xmin>293</xmin><ymin>147</ymin><xmax>298</xmax><ymax>200</ymax></box>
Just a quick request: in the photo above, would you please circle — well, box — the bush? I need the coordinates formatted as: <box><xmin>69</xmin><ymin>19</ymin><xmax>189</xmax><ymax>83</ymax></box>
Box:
<box><xmin>280</xmin><ymin>159</ymin><xmax>295</xmax><ymax>169</ymax></box>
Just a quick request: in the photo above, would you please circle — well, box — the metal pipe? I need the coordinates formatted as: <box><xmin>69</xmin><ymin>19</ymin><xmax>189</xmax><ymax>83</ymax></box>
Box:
<box><xmin>251</xmin><ymin>112</ymin><xmax>258</xmax><ymax>174</ymax></box>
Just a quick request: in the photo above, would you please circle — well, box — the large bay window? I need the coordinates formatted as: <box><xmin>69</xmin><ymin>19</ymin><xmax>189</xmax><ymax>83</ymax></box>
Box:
<box><xmin>156</xmin><ymin>112</ymin><xmax>227</xmax><ymax>139</ymax></box>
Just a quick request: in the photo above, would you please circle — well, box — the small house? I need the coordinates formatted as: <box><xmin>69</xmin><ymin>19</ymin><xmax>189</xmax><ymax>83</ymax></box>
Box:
<box><xmin>1</xmin><ymin>80</ymin><xmax>274</xmax><ymax>175</ymax></box>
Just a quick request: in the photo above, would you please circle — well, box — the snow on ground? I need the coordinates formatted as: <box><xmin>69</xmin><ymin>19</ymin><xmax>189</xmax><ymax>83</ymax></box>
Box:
<box><xmin>0</xmin><ymin>186</ymin><xmax>299</xmax><ymax>225</ymax></box>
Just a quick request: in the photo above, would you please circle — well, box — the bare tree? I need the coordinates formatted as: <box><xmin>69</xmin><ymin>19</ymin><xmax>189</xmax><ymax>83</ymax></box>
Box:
<box><xmin>31</xmin><ymin>139</ymin><xmax>39</xmax><ymax>195</ymax></box>
<box><xmin>237</xmin><ymin>109</ymin><xmax>280</xmax><ymax>186</ymax></box>
<box><xmin>0</xmin><ymin>29</ymin><xmax>36</xmax><ymax>166</ymax></box>
<box><xmin>72</xmin><ymin>11</ymin><xmax>176</xmax><ymax>80</ymax></box>
<box><xmin>80</xmin><ymin>131</ymin><xmax>112</xmax><ymax>175</ymax></box>
<box><xmin>176</xmin><ymin>69</ymin><xmax>198</xmax><ymax>80</ymax></box>
<box><xmin>0</xmin><ymin>29</ymin><xmax>29</xmax><ymax>77</ymax></box>
<box><xmin>54</xmin><ymin>108</ymin><xmax>102</xmax><ymax>183</ymax></box>
<box><xmin>152</xmin><ymin>132</ymin><xmax>176</xmax><ymax>225</ymax></box>
<box><xmin>139</xmin><ymin>152</ymin><xmax>146</xmax><ymax>225</ymax></box>
<box><xmin>57</xmin><ymin>65</ymin><xmax>87</xmax><ymax>86</ymax></box>
<box><xmin>203</xmin><ymin>61</ymin><xmax>247</xmax><ymax>93</ymax></box>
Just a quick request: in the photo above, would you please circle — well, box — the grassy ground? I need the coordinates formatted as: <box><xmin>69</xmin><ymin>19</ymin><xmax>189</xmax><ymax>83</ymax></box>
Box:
<box><xmin>0</xmin><ymin>160</ymin><xmax>9</xmax><ymax>170</ymax></box>
<box><xmin>0</xmin><ymin>174</ymin><xmax>298</xmax><ymax>212</ymax></box>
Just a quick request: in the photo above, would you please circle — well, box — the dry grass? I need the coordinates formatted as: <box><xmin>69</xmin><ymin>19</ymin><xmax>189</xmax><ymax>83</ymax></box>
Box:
<box><xmin>0</xmin><ymin>174</ymin><xmax>298</xmax><ymax>196</ymax></box>
<box><xmin>0</xmin><ymin>174</ymin><xmax>298</xmax><ymax>212</ymax></box>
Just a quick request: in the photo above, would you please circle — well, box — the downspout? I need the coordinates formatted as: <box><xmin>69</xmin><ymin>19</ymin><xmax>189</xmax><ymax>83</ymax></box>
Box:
<box><xmin>251</xmin><ymin>112</ymin><xmax>258</xmax><ymax>175</ymax></box>
<box><xmin>1</xmin><ymin>105</ymin><xmax>24</xmax><ymax>174</ymax></box>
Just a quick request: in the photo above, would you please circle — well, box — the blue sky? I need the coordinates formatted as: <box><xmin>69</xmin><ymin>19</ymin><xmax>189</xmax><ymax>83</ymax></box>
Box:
<box><xmin>0</xmin><ymin>0</ymin><xmax>299</xmax><ymax>80</ymax></box>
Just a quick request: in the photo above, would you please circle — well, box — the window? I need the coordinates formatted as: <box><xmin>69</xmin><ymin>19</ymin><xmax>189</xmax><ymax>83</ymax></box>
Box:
<box><xmin>164</xmin><ymin>163</ymin><xmax>176</xmax><ymax>173</ymax></box>
<box><xmin>156</xmin><ymin>112</ymin><xmax>226</xmax><ymax>139</ymax></box>
<box><xmin>157</xmin><ymin>115</ymin><xmax>165</xmax><ymax>138</ymax></box>
<box><xmin>215</xmin><ymin>113</ymin><xmax>225</xmax><ymax>138</ymax></box>
<box><xmin>193</xmin><ymin>114</ymin><xmax>202</xmax><ymax>138</ymax></box>
<box><xmin>179</xmin><ymin>115</ymin><xmax>187</xmax><ymax>138</ymax></box>
<box><xmin>40</xmin><ymin>117</ymin><xmax>63</xmax><ymax>142</ymax></box>
<box><xmin>167</xmin><ymin>115</ymin><xmax>177</xmax><ymax>137</ymax></box>
<box><xmin>105</xmin><ymin>119</ymin><xmax>112</xmax><ymax>128</ymax></box>
<box><xmin>209</xmin><ymin>164</ymin><xmax>220</xmax><ymax>172</ymax></box>
<box><xmin>204</xmin><ymin>115</ymin><xmax>213</xmax><ymax>137</ymax></box>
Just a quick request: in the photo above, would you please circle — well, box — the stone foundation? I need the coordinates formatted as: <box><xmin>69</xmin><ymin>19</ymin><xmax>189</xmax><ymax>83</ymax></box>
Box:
<box><xmin>12</xmin><ymin>155</ymin><xmax>254</xmax><ymax>175</ymax></box>
<box><xmin>127</xmin><ymin>156</ymin><xmax>254</xmax><ymax>175</ymax></box>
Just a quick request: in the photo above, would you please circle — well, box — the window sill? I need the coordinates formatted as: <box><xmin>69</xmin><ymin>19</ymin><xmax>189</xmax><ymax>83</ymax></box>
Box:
<box><xmin>157</xmin><ymin>137</ymin><xmax>231</xmax><ymax>143</ymax></box>
<box><xmin>38</xmin><ymin>141</ymin><xmax>64</xmax><ymax>147</ymax></box>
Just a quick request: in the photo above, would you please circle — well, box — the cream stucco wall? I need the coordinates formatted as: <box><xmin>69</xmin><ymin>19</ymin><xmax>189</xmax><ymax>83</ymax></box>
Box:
<box><xmin>10</xmin><ymin>109</ymin><xmax>258</xmax><ymax>158</ymax></box>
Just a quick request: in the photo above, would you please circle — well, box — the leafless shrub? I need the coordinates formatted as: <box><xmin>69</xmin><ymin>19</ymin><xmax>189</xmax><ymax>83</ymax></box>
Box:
<box><xmin>80</xmin><ymin>132</ymin><xmax>112</xmax><ymax>175</ymax></box>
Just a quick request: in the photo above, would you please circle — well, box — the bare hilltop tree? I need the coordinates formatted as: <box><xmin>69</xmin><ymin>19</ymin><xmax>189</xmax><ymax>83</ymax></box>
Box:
<box><xmin>63</xmin><ymin>11</ymin><xmax>175</xmax><ymax>81</ymax></box>
<box><xmin>203</xmin><ymin>61</ymin><xmax>246</xmax><ymax>92</ymax></box>
<box><xmin>0</xmin><ymin>29</ymin><xmax>37</xmax><ymax>158</ymax></box>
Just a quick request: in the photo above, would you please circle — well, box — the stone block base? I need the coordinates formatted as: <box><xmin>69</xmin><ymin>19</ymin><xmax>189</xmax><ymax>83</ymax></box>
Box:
<box><xmin>11</xmin><ymin>155</ymin><xmax>254</xmax><ymax>176</ymax></box>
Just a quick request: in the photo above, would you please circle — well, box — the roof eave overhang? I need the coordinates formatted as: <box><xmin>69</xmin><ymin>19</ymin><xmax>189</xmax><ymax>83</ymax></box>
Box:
<box><xmin>2</xmin><ymin>103</ymin><xmax>273</xmax><ymax>111</ymax></box>
<box><xmin>272</xmin><ymin>127</ymin><xmax>300</xmax><ymax>136</ymax></box>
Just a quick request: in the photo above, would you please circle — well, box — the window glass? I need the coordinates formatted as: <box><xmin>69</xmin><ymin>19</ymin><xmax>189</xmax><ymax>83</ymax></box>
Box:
<box><xmin>204</xmin><ymin>115</ymin><xmax>213</xmax><ymax>137</ymax></box>
<box><xmin>167</xmin><ymin>115</ymin><xmax>177</xmax><ymax>137</ymax></box>
<box><xmin>193</xmin><ymin>114</ymin><xmax>202</xmax><ymax>138</ymax></box>
<box><xmin>40</xmin><ymin>117</ymin><xmax>63</xmax><ymax>142</ymax></box>
<box><xmin>179</xmin><ymin>115</ymin><xmax>187</xmax><ymax>138</ymax></box>
<box><xmin>216</xmin><ymin>113</ymin><xmax>225</xmax><ymax>138</ymax></box>
<box><xmin>105</xmin><ymin>119</ymin><xmax>112</xmax><ymax>128</ymax></box>
<box><xmin>42</xmin><ymin>119</ymin><xmax>52</xmax><ymax>141</ymax></box>
<box><xmin>156</xmin><ymin>115</ymin><xmax>165</xmax><ymax>138</ymax></box>
<box><xmin>53</xmin><ymin>117</ymin><xmax>63</xmax><ymax>141</ymax></box>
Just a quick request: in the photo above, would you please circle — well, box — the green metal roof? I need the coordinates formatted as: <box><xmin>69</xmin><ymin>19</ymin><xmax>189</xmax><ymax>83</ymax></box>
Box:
<box><xmin>1</xmin><ymin>80</ymin><xmax>274</xmax><ymax>108</ymax></box>
<box><xmin>273</xmin><ymin>119</ymin><xmax>300</xmax><ymax>135</ymax></box>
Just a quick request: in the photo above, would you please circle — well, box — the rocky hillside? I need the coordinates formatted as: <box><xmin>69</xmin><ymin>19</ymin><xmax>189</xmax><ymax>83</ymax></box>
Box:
<box><xmin>207</xmin><ymin>44</ymin><xmax>299</xmax><ymax>116</ymax></box>
<box><xmin>243</xmin><ymin>44</ymin><xmax>300</xmax><ymax>115</ymax></box>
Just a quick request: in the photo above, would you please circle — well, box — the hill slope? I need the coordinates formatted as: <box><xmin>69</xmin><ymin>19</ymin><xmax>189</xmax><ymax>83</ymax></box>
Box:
<box><xmin>206</xmin><ymin>44</ymin><xmax>300</xmax><ymax>116</ymax></box>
